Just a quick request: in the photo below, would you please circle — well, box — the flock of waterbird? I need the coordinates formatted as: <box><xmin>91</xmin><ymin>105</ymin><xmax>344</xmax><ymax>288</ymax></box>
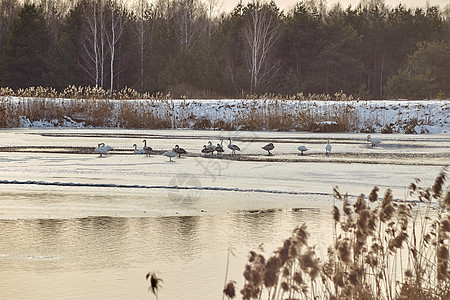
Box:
<box><xmin>94</xmin><ymin>135</ymin><xmax>382</xmax><ymax>161</ymax></box>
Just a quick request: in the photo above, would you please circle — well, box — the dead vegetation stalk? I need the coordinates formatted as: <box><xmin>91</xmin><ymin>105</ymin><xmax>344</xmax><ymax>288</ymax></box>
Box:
<box><xmin>225</xmin><ymin>169</ymin><xmax>450</xmax><ymax>300</ymax></box>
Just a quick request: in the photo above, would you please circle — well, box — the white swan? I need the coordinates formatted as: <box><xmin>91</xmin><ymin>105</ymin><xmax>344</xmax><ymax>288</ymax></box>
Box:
<box><xmin>325</xmin><ymin>140</ymin><xmax>332</xmax><ymax>155</ymax></box>
<box><xmin>367</xmin><ymin>135</ymin><xmax>382</xmax><ymax>147</ymax></box>
<box><xmin>133</xmin><ymin>143</ymin><xmax>145</xmax><ymax>155</ymax></box>
<box><xmin>262</xmin><ymin>143</ymin><xmax>274</xmax><ymax>155</ymax></box>
<box><xmin>227</xmin><ymin>138</ymin><xmax>241</xmax><ymax>155</ymax></box>
<box><xmin>297</xmin><ymin>145</ymin><xmax>309</xmax><ymax>155</ymax></box>
<box><xmin>163</xmin><ymin>150</ymin><xmax>177</xmax><ymax>161</ymax></box>
<box><xmin>94</xmin><ymin>143</ymin><xmax>110</xmax><ymax>157</ymax></box>
<box><xmin>143</xmin><ymin>140</ymin><xmax>152</xmax><ymax>156</ymax></box>
<box><xmin>103</xmin><ymin>144</ymin><xmax>113</xmax><ymax>151</ymax></box>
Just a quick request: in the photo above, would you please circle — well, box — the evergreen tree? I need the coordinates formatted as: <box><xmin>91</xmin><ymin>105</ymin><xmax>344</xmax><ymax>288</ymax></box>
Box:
<box><xmin>150</xmin><ymin>14</ymin><xmax>180</xmax><ymax>94</ymax></box>
<box><xmin>211</xmin><ymin>3</ymin><xmax>247</xmax><ymax>96</ymax></box>
<box><xmin>0</xmin><ymin>0</ymin><xmax>448</xmax><ymax>99</ymax></box>
<box><xmin>313</xmin><ymin>21</ymin><xmax>365</xmax><ymax>95</ymax></box>
<box><xmin>280</xmin><ymin>2</ymin><xmax>324</xmax><ymax>94</ymax></box>
<box><xmin>384</xmin><ymin>69</ymin><xmax>437</xmax><ymax>99</ymax></box>
<box><xmin>385</xmin><ymin>41</ymin><xmax>450</xmax><ymax>98</ymax></box>
<box><xmin>352</xmin><ymin>1</ymin><xmax>387</xmax><ymax>98</ymax></box>
<box><xmin>0</xmin><ymin>3</ymin><xmax>50</xmax><ymax>88</ymax></box>
<box><xmin>45</xmin><ymin>2</ymin><xmax>85</xmax><ymax>90</ymax></box>
<box><xmin>409</xmin><ymin>41</ymin><xmax>450</xmax><ymax>95</ymax></box>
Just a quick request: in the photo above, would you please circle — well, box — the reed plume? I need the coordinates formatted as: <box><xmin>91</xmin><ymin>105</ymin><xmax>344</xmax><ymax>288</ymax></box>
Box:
<box><xmin>229</xmin><ymin>169</ymin><xmax>450</xmax><ymax>299</ymax></box>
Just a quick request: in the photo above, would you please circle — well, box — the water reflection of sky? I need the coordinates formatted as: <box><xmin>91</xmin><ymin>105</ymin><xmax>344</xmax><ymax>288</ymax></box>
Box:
<box><xmin>0</xmin><ymin>209</ymin><xmax>332</xmax><ymax>299</ymax></box>
<box><xmin>0</xmin><ymin>129</ymin><xmax>448</xmax><ymax>298</ymax></box>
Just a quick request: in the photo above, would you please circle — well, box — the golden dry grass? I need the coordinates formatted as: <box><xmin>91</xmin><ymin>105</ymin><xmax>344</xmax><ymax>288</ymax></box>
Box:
<box><xmin>0</xmin><ymin>86</ymin><xmax>170</xmax><ymax>100</ymax></box>
<box><xmin>225</xmin><ymin>169</ymin><xmax>450</xmax><ymax>300</ymax></box>
<box><xmin>0</xmin><ymin>87</ymin><xmax>359</xmax><ymax>131</ymax></box>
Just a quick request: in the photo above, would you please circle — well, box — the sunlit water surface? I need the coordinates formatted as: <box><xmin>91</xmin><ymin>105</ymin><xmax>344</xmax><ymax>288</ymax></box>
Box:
<box><xmin>0</xmin><ymin>209</ymin><xmax>333</xmax><ymax>300</ymax></box>
<box><xmin>0</xmin><ymin>129</ymin><xmax>448</xmax><ymax>299</ymax></box>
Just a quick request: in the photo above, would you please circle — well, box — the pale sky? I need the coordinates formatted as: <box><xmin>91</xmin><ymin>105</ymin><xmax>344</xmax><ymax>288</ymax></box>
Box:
<box><xmin>220</xmin><ymin>0</ymin><xmax>450</xmax><ymax>14</ymax></box>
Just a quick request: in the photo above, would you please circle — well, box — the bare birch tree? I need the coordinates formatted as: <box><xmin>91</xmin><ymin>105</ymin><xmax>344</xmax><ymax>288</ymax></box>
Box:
<box><xmin>99</xmin><ymin>0</ymin><xmax>107</xmax><ymax>87</ymax></box>
<box><xmin>206</xmin><ymin>0</ymin><xmax>221</xmax><ymax>38</ymax></box>
<box><xmin>81</xmin><ymin>0</ymin><xmax>108</xmax><ymax>87</ymax></box>
<box><xmin>173</xmin><ymin>0</ymin><xmax>207</xmax><ymax>50</ymax></box>
<box><xmin>152</xmin><ymin>0</ymin><xmax>171</xmax><ymax>20</ymax></box>
<box><xmin>242</xmin><ymin>1</ymin><xmax>281</xmax><ymax>94</ymax></box>
<box><xmin>107</xmin><ymin>0</ymin><xmax>125</xmax><ymax>95</ymax></box>
<box><xmin>82</xmin><ymin>0</ymin><xmax>100</xmax><ymax>86</ymax></box>
<box><xmin>131</xmin><ymin>0</ymin><xmax>152</xmax><ymax>90</ymax></box>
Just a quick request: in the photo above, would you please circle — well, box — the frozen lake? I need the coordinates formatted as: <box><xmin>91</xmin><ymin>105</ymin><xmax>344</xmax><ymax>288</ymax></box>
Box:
<box><xmin>0</xmin><ymin>129</ymin><xmax>448</xmax><ymax>299</ymax></box>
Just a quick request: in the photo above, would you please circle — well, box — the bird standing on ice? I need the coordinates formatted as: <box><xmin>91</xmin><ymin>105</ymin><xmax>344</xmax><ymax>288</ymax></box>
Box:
<box><xmin>297</xmin><ymin>145</ymin><xmax>309</xmax><ymax>155</ymax></box>
<box><xmin>367</xmin><ymin>135</ymin><xmax>382</xmax><ymax>147</ymax></box>
<box><xmin>143</xmin><ymin>140</ymin><xmax>152</xmax><ymax>156</ymax></box>
<box><xmin>227</xmin><ymin>138</ymin><xmax>241</xmax><ymax>155</ymax></box>
<box><xmin>163</xmin><ymin>149</ymin><xmax>177</xmax><ymax>161</ymax></box>
<box><xmin>95</xmin><ymin>143</ymin><xmax>111</xmax><ymax>157</ymax></box>
<box><xmin>103</xmin><ymin>144</ymin><xmax>113</xmax><ymax>151</ymax></box>
<box><xmin>207</xmin><ymin>141</ymin><xmax>216</xmax><ymax>156</ymax></box>
<box><xmin>325</xmin><ymin>140</ymin><xmax>332</xmax><ymax>155</ymax></box>
<box><xmin>201</xmin><ymin>145</ymin><xmax>213</xmax><ymax>156</ymax></box>
<box><xmin>133</xmin><ymin>144</ymin><xmax>146</xmax><ymax>155</ymax></box>
<box><xmin>174</xmin><ymin>145</ymin><xmax>187</xmax><ymax>158</ymax></box>
<box><xmin>215</xmin><ymin>139</ymin><xmax>224</xmax><ymax>155</ymax></box>
<box><xmin>262</xmin><ymin>143</ymin><xmax>274</xmax><ymax>155</ymax></box>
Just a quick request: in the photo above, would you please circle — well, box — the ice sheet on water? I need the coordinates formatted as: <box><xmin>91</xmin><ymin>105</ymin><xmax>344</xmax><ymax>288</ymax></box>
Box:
<box><xmin>0</xmin><ymin>129</ymin><xmax>448</xmax><ymax>219</ymax></box>
<box><xmin>0</xmin><ymin>178</ymin><xmax>336</xmax><ymax>196</ymax></box>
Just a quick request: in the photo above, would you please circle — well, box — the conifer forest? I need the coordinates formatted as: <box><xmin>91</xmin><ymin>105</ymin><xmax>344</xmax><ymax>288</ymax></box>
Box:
<box><xmin>0</xmin><ymin>0</ymin><xmax>449</xmax><ymax>99</ymax></box>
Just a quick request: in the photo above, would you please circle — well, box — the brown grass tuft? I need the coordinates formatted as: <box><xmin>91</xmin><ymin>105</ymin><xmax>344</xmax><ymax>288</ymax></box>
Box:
<box><xmin>229</xmin><ymin>169</ymin><xmax>450</xmax><ymax>300</ymax></box>
<box><xmin>432</xmin><ymin>168</ymin><xmax>447</xmax><ymax>199</ymax></box>
<box><xmin>443</xmin><ymin>191</ymin><xmax>450</xmax><ymax>210</ymax></box>
<box><xmin>380</xmin><ymin>189</ymin><xmax>396</xmax><ymax>222</ymax></box>
<box><xmin>333</xmin><ymin>206</ymin><xmax>340</xmax><ymax>223</ymax></box>
<box><xmin>369</xmin><ymin>186</ymin><xmax>379</xmax><ymax>202</ymax></box>
<box><xmin>223</xmin><ymin>280</ymin><xmax>236</xmax><ymax>299</ymax></box>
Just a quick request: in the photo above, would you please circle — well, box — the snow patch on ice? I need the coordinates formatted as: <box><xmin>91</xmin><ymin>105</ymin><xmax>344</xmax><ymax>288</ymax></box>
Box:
<box><xmin>18</xmin><ymin>115</ymin><xmax>84</xmax><ymax>128</ymax></box>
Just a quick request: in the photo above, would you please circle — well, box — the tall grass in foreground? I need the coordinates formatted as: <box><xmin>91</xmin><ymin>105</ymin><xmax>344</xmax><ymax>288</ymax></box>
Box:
<box><xmin>224</xmin><ymin>169</ymin><xmax>450</xmax><ymax>300</ymax></box>
<box><xmin>146</xmin><ymin>272</ymin><xmax>163</xmax><ymax>300</ymax></box>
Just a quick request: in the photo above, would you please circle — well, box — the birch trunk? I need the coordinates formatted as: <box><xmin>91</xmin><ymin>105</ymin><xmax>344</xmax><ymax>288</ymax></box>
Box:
<box><xmin>107</xmin><ymin>0</ymin><xmax>124</xmax><ymax>95</ymax></box>
<box><xmin>243</xmin><ymin>1</ymin><xmax>280</xmax><ymax>95</ymax></box>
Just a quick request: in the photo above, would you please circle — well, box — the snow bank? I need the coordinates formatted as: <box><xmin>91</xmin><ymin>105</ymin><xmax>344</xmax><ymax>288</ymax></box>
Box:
<box><xmin>2</xmin><ymin>97</ymin><xmax>449</xmax><ymax>133</ymax></box>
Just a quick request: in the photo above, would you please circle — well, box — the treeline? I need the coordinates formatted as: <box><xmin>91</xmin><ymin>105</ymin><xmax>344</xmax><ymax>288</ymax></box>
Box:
<box><xmin>0</xmin><ymin>0</ymin><xmax>449</xmax><ymax>99</ymax></box>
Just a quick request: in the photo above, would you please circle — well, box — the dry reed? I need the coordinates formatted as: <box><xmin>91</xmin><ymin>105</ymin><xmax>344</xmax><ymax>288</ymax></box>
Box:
<box><xmin>226</xmin><ymin>169</ymin><xmax>450</xmax><ymax>300</ymax></box>
<box><xmin>0</xmin><ymin>86</ymin><xmax>444</xmax><ymax>132</ymax></box>
<box><xmin>0</xmin><ymin>86</ymin><xmax>170</xmax><ymax>100</ymax></box>
<box><xmin>0</xmin><ymin>91</ymin><xmax>359</xmax><ymax>131</ymax></box>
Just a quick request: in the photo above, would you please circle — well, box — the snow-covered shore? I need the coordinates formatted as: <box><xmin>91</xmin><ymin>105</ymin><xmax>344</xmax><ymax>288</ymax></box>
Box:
<box><xmin>1</xmin><ymin>97</ymin><xmax>449</xmax><ymax>133</ymax></box>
